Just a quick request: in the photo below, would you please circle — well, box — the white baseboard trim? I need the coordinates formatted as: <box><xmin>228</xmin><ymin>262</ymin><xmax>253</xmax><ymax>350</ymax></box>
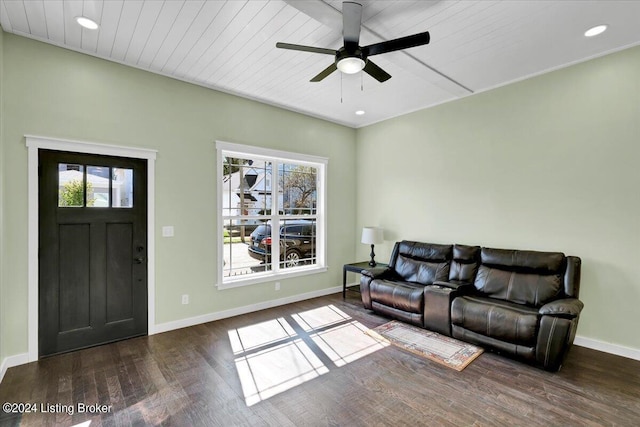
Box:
<box><xmin>153</xmin><ymin>286</ymin><xmax>342</xmax><ymax>335</ymax></box>
<box><xmin>574</xmin><ymin>335</ymin><xmax>640</xmax><ymax>361</ymax></box>
<box><xmin>0</xmin><ymin>353</ymin><xmax>30</xmax><ymax>383</ymax></box>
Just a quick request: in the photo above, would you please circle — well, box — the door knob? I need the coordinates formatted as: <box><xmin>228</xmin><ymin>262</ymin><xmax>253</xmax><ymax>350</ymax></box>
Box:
<box><xmin>134</xmin><ymin>257</ymin><xmax>145</xmax><ymax>264</ymax></box>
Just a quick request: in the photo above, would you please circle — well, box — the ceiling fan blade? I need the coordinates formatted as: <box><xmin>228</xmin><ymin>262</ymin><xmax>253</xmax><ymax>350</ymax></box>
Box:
<box><xmin>311</xmin><ymin>63</ymin><xmax>338</xmax><ymax>82</ymax></box>
<box><xmin>364</xmin><ymin>31</ymin><xmax>430</xmax><ymax>56</ymax></box>
<box><xmin>342</xmin><ymin>2</ymin><xmax>362</xmax><ymax>49</ymax></box>
<box><xmin>276</xmin><ymin>42</ymin><xmax>336</xmax><ymax>55</ymax></box>
<box><xmin>363</xmin><ymin>60</ymin><xmax>391</xmax><ymax>82</ymax></box>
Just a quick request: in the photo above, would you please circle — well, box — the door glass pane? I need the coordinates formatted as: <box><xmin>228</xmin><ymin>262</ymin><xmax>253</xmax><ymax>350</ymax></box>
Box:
<box><xmin>58</xmin><ymin>164</ymin><xmax>85</xmax><ymax>207</ymax></box>
<box><xmin>112</xmin><ymin>168</ymin><xmax>133</xmax><ymax>208</ymax></box>
<box><xmin>87</xmin><ymin>166</ymin><xmax>110</xmax><ymax>207</ymax></box>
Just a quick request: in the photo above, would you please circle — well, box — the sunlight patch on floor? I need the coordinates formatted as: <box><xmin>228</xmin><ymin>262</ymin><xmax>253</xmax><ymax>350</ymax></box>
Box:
<box><xmin>291</xmin><ymin>304</ymin><xmax>352</xmax><ymax>332</ymax></box>
<box><xmin>310</xmin><ymin>320</ymin><xmax>388</xmax><ymax>367</ymax></box>
<box><xmin>229</xmin><ymin>317</ymin><xmax>296</xmax><ymax>354</ymax></box>
<box><xmin>229</xmin><ymin>304</ymin><xmax>388</xmax><ymax>406</ymax></box>
<box><xmin>234</xmin><ymin>338</ymin><xmax>328</xmax><ymax>406</ymax></box>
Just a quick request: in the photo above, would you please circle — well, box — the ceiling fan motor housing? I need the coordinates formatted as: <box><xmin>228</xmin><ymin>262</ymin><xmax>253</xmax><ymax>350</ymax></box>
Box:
<box><xmin>336</xmin><ymin>47</ymin><xmax>367</xmax><ymax>74</ymax></box>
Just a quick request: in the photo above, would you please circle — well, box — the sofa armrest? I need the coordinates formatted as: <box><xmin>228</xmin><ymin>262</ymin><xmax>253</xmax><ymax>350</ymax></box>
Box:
<box><xmin>539</xmin><ymin>298</ymin><xmax>584</xmax><ymax>319</ymax></box>
<box><xmin>536</xmin><ymin>300</ymin><xmax>584</xmax><ymax>371</ymax></box>
<box><xmin>433</xmin><ymin>280</ymin><xmax>474</xmax><ymax>292</ymax></box>
<box><xmin>361</xmin><ymin>267</ymin><xmax>393</xmax><ymax>280</ymax></box>
<box><xmin>360</xmin><ymin>267</ymin><xmax>394</xmax><ymax>310</ymax></box>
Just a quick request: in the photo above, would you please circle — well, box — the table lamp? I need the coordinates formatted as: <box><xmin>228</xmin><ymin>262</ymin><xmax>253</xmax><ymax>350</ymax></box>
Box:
<box><xmin>361</xmin><ymin>227</ymin><xmax>384</xmax><ymax>267</ymax></box>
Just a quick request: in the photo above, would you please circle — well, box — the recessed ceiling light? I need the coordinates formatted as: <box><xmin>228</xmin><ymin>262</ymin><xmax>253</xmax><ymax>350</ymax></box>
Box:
<box><xmin>584</xmin><ymin>24</ymin><xmax>607</xmax><ymax>37</ymax></box>
<box><xmin>355</xmin><ymin>110</ymin><xmax>365</xmax><ymax>116</ymax></box>
<box><xmin>75</xmin><ymin>16</ymin><xmax>99</xmax><ymax>30</ymax></box>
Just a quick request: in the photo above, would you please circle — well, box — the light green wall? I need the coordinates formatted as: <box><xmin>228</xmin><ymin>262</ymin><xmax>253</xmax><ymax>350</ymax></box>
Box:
<box><xmin>357</xmin><ymin>46</ymin><xmax>640</xmax><ymax>350</ymax></box>
<box><xmin>0</xmin><ymin>34</ymin><xmax>356</xmax><ymax>357</ymax></box>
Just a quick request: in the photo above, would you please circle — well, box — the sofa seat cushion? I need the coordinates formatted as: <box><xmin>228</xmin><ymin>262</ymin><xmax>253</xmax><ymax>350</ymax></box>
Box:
<box><xmin>370</xmin><ymin>279</ymin><xmax>424</xmax><ymax>314</ymax></box>
<box><xmin>451</xmin><ymin>296</ymin><xmax>539</xmax><ymax>346</ymax></box>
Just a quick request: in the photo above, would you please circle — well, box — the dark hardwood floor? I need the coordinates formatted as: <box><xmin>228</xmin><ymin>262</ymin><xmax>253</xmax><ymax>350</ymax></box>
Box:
<box><xmin>1</xmin><ymin>291</ymin><xmax>639</xmax><ymax>426</ymax></box>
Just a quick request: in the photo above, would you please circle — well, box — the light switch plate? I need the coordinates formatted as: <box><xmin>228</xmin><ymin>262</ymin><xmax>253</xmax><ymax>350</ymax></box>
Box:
<box><xmin>162</xmin><ymin>226</ymin><xmax>174</xmax><ymax>237</ymax></box>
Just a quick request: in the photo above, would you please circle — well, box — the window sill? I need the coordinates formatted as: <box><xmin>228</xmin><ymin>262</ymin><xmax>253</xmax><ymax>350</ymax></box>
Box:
<box><xmin>217</xmin><ymin>265</ymin><xmax>328</xmax><ymax>290</ymax></box>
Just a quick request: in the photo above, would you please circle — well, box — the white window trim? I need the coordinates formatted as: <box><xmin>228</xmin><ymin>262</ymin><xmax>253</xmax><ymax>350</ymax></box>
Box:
<box><xmin>216</xmin><ymin>141</ymin><xmax>328</xmax><ymax>290</ymax></box>
<box><xmin>25</xmin><ymin>135</ymin><xmax>157</xmax><ymax>362</ymax></box>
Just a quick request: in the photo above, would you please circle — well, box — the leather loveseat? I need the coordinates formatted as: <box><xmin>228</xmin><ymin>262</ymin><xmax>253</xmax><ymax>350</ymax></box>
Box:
<box><xmin>360</xmin><ymin>240</ymin><xmax>583</xmax><ymax>371</ymax></box>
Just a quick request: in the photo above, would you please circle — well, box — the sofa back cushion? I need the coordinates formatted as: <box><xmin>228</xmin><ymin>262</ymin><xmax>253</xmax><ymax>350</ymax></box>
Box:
<box><xmin>449</xmin><ymin>244</ymin><xmax>480</xmax><ymax>283</ymax></box>
<box><xmin>390</xmin><ymin>241</ymin><xmax>452</xmax><ymax>285</ymax></box>
<box><xmin>481</xmin><ymin>247</ymin><xmax>564</xmax><ymax>272</ymax></box>
<box><xmin>395</xmin><ymin>255</ymin><xmax>450</xmax><ymax>284</ymax></box>
<box><xmin>474</xmin><ymin>248</ymin><xmax>565</xmax><ymax>307</ymax></box>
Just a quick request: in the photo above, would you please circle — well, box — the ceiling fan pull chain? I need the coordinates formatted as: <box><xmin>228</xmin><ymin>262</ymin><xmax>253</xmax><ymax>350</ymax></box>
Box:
<box><xmin>341</xmin><ymin>73</ymin><xmax>343</xmax><ymax>103</ymax></box>
<box><xmin>361</xmin><ymin>71</ymin><xmax>363</xmax><ymax>91</ymax></box>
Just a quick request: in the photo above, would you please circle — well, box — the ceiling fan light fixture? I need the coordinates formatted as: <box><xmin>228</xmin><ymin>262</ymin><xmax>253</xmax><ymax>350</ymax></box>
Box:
<box><xmin>337</xmin><ymin>57</ymin><xmax>365</xmax><ymax>74</ymax></box>
<box><xmin>75</xmin><ymin>16</ymin><xmax>99</xmax><ymax>30</ymax></box>
<box><xmin>355</xmin><ymin>110</ymin><xmax>365</xmax><ymax>116</ymax></box>
<box><xmin>584</xmin><ymin>24</ymin><xmax>607</xmax><ymax>37</ymax></box>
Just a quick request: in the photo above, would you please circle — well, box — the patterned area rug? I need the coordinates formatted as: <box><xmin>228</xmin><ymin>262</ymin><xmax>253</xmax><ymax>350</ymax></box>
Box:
<box><xmin>365</xmin><ymin>320</ymin><xmax>484</xmax><ymax>371</ymax></box>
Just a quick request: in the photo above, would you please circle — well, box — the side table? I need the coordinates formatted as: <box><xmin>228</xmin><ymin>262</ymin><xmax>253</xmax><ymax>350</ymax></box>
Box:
<box><xmin>343</xmin><ymin>261</ymin><xmax>388</xmax><ymax>298</ymax></box>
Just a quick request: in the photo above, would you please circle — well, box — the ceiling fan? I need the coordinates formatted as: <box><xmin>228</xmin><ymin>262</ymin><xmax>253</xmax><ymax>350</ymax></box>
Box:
<box><xmin>276</xmin><ymin>1</ymin><xmax>430</xmax><ymax>83</ymax></box>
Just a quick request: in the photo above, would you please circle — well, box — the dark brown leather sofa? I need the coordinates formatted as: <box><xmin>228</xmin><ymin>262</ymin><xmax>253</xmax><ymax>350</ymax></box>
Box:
<box><xmin>360</xmin><ymin>241</ymin><xmax>583</xmax><ymax>371</ymax></box>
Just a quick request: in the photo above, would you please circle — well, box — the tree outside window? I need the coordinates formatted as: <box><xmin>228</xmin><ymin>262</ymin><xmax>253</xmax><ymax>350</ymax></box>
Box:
<box><xmin>59</xmin><ymin>180</ymin><xmax>96</xmax><ymax>207</ymax></box>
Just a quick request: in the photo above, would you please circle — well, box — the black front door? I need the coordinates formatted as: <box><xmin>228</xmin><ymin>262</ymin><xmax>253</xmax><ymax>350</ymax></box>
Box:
<box><xmin>39</xmin><ymin>150</ymin><xmax>148</xmax><ymax>357</ymax></box>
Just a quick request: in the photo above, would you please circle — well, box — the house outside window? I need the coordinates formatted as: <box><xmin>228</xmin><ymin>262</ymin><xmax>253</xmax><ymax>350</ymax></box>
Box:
<box><xmin>217</xmin><ymin>141</ymin><xmax>327</xmax><ymax>289</ymax></box>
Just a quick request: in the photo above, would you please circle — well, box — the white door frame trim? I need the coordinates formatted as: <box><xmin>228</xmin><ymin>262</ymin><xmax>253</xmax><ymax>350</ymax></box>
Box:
<box><xmin>25</xmin><ymin>135</ymin><xmax>157</xmax><ymax>362</ymax></box>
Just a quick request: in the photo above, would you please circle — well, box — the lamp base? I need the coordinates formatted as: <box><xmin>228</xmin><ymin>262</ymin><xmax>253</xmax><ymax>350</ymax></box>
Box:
<box><xmin>369</xmin><ymin>244</ymin><xmax>377</xmax><ymax>267</ymax></box>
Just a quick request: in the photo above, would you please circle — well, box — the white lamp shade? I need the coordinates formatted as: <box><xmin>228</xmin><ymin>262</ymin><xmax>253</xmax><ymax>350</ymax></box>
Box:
<box><xmin>361</xmin><ymin>227</ymin><xmax>383</xmax><ymax>245</ymax></box>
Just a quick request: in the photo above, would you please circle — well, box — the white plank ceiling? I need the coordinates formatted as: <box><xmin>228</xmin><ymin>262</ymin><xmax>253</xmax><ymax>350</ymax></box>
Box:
<box><xmin>1</xmin><ymin>0</ymin><xmax>639</xmax><ymax>128</ymax></box>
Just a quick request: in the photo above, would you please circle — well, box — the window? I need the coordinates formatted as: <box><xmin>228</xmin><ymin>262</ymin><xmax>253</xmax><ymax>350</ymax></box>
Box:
<box><xmin>217</xmin><ymin>141</ymin><xmax>327</xmax><ymax>289</ymax></box>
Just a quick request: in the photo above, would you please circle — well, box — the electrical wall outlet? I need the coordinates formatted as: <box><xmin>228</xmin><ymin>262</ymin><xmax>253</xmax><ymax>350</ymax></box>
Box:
<box><xmin>275</xmin><ymin>282</ymin><xmax>280</xmax><ymax>291</ymax></box>
<box><xmin>181</xmin><ymin>294</ymin><xmax>189</xmax><ymax>304</ymax></box>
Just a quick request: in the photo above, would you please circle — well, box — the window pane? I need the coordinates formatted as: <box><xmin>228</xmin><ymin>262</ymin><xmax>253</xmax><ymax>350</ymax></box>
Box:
<box><xmin>280</xmin><ymin>218</ymin><xmax>316</xmax><ymax>270</ymax></box>
<box><xmin>58</xmin><ymin>164</ymin><xmax>85</xmax><ymax>207</ymax></box>
<box><xmin>113</xmin><ymin>168</ymin><xmax>133</xmax><ymax>208</ymax></box>
<box><xmin>280</xmin><ymin>164</ymin><xmax>317</xmax><ymax>216</ymax></box>
<box><xmin>223</xmin><ymin>157</ymin><xmax>272</xmax><ymax>217</ymax></box>
<box><xmin>86</xmin><ymin>166</ymin><xmax>110</xmax><ymax>207</ymax></box>
<box><xmin>223</xmin><ymin>220</ymin><xmax>271</xmax><ymax>278</ymax></box>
